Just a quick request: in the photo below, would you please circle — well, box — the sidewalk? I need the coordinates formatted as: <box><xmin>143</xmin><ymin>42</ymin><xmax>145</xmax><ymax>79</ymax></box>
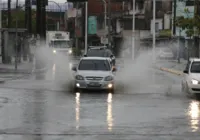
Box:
<box><xmin>156</xmin><ymin>59</ymin><xmax>187</xmax><ymax>76</ymax></box>
<box><xmin>0</xmin><ymin>57</ymin><xmax>34</xmax><ymax>74</ymax></box>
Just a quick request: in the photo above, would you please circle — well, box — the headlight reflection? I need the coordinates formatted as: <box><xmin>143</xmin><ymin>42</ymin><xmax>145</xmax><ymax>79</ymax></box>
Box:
<box><xmin>107</xmin><ymin>93</ymin><xmax>113</xmax><ymax>131</ymax></box>
<box><xmin>52</xmin><ymin>64</ymin><xmax>56</xmax><ymax>80</ymax></box>
<box><xmin>75</xmin><ymin>92</ymin><xmax>80</xmax><ymax>130</ymax></box>
<box><xmin>188</xmin><ymin>100</ymin><xmax>200</xmax><ymax>132</ymax></box>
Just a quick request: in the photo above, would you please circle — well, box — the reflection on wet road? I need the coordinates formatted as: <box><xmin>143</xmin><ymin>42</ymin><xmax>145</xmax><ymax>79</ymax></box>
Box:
<box><xmin>107</xmin><ymin>93</ymin><xmax>113</xmax><ymax>131</ymax></box>
<box><xmin>75</xmin><ymin>92</ymin><xmax>80</xmax><ymax>130</ymax></box>
<box><xmin>188</xmin><ymin>101</ymin><xmax>200</xmax><ymax>132</ymax></box>
<box><xmin>0</xmin><ymin>63</ymin><xmax>200</xmax><ymax>139</ymax></box>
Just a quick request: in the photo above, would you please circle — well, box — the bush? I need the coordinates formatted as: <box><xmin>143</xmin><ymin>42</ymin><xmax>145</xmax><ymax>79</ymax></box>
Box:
<box><xmin>72</xmin><ymin>47</ymin><xmax>82</xmax><ymax>56</ymax></box>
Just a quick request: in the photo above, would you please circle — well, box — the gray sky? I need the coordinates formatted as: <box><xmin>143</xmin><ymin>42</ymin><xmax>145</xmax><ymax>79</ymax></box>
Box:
<box><xmin>1</xmin><ymin>0</ymin><xmax>67</xmax><ymax>3</ymax></box>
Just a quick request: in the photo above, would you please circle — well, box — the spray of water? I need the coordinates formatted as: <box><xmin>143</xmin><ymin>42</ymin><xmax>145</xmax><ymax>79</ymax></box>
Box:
<box><xmin>34</xmin><ymin>41</ymin><xmax>74</xmax><ymax>90</ymax></box>
<box><xmin>34</xmin><ymin>40</ymin><xmax>176</xmax><ymax>93</ymax></box>
<box><xmin>115</xmin><ymin>48</ymin><xmax>156</xmax><ymax>93</ymax></box>
<box><xmin>115</xmin><ymin>40</ymin><xmax>178</xmax><ymax>94</ymax></box>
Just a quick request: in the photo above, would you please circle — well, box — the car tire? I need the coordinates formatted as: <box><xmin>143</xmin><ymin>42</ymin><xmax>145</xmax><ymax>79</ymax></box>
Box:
<box><xmin>195</xmin><ymin>94</ymin><xmax>200</xmax><ymax>100</ymax></box>
<box><xmin>73</xmin><ymin>85</ymin><xmax>79</xmax><ymax>93</ymax></box>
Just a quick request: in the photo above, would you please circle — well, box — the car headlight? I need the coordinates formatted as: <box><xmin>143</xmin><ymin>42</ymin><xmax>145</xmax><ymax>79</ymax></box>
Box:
<box><xmin>68</xmin><ymin>49</ymin><xmax>72</xmax><ymax>54</ymax></box>
<box><xmin>53</xmin><ymin>50</ymin><xmax>56</xmax><ymax>54</ymax></box>
<box><xmin>191</xmin><ymin>79</ymin><xmax>198</xmax><ymax>85</ymax></box>
<box><xmin>105</xmin><ymin>76</ymin><xmax>113</xmax><ymax>81</ymax></box>
<box><xmin>75</xmin><ymin>75</ymin><xmax>84</xmax><ymax>80</ymax></box>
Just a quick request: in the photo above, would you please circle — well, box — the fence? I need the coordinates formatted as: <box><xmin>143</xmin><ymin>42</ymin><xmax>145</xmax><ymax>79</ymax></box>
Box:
<box><xmin>0</xmin><ymin>1</ymin><xmax>73</xmax><ymax>12</ymax></box>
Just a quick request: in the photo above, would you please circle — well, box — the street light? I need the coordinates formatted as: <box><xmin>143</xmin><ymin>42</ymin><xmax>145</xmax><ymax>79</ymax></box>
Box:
<box><xmin>85</xmin><ymin>1</ymin><xmax>88</xmax><ymax>54</ymax></box>
<box><xmin>101</xmin><ymin>0</ymin><xmax>107</xmax><ymax>46</ymax></box>
<box><xmin>48</xmin><ymin>1</ymin><xmax>62</xmax><ymax>30</ymax></box>
<box><xmin>15</xmin><ymin>0</ymin><xmax>19</xmax><ymax>70</ymax></box>
<box><xmin>132</xmin><ymin>0</ymin><xmax>135</xmax><ymax>60</ymax></box>
<box><xmin>152</xmin><ymin>0</ymin><xmax>156</xmax><ymax>62</ymax></box>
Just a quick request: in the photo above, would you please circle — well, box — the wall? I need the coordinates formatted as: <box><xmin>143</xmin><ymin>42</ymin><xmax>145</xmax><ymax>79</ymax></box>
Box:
<box><xmin>164</xmin><ymin>14</ymin><xmax>171</xmax><ymax>29</ymax></box>
<box><xmin>150</xmin><ymin>19</ymin><xmax>163</xmax><ymax>34</ymax></box>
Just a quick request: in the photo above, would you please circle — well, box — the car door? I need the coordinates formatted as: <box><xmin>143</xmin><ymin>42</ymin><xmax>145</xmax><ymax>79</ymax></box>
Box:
<box><xmin>183</xmin><ymin>60</ymin><xmax>191</xmax><ymax>86</ymax></box>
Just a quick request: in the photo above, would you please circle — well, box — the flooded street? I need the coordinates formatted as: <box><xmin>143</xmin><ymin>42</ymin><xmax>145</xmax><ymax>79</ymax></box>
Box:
<box><xmin>0</xmin><ymin>59</ymin><xmax>199</xmax><ymax>140</ymax></box>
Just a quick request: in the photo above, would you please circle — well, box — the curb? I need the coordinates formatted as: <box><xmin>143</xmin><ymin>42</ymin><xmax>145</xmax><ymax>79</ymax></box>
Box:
<box><xmin>159</xmin><ymin>67</ymin><xmax>183</xmax><ymax>76</ymax></box>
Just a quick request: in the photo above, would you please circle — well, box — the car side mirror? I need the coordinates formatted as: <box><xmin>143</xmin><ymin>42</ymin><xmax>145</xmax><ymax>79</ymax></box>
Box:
<box><xmin>112</xmin><ymin>67</ymin><xmax>117</xmax><ymax>72</ymax></box>
<box><xmin>183</xmin><ymin>70</ymin><xmax>188</xmax><ymax>74</ymax></box>
<box><xmin>72</xmin><ymin>66</ymin><xmax>77</xmax><ymax>71</ymax></box>
<box><xmin>110</xmin><ymin>54</ymin><xmax>114</xmax><ymax>58</ymax></box>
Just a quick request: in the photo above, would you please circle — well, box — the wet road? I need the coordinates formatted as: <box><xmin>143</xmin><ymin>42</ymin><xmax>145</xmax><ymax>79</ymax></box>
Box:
<box><xmin>0</xmin><ymin>61</ymin><xmax>199</xmax><ymax>139</ymax></box>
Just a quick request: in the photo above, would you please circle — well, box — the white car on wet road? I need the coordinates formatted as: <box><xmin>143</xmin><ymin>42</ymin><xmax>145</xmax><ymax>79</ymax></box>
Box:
<box><xmin>71</xmin><ymin>57</ymin><xmax>116</xmax><ymax>92</ymax></box>
<box><xmin>182</xmin><ymin>58</ymin><xmax>200</xmax><ymax>97</ymax></box>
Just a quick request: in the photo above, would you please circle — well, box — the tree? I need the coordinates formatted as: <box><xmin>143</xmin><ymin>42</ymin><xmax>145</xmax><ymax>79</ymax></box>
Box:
<box><xmin>175</xmin><ymin>8</ymin><xmax>200</xmax><ymax>37</ymax></box>
<box><xmin>2</xmin><ymin>9</ymin><xmax>36</xmax><ymax>33</ymax></box>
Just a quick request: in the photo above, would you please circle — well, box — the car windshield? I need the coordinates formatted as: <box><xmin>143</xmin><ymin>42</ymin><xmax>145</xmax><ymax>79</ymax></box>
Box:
<box><xmin>78</xmin><ymin>59</ymin><xmax>111</xmax><ymax>71</ymax></box>
<box><xmin>50</xmin><ymin>40</ymin><xmax>70</xmax><ymax>48</ymax></box>
<box><xmin>190</xmin><ymin>62</ymin><xmax>200</xmax><ymax>73</ymax></box>
<box><xmin>87</xmin><ymin>49</ymin><xmax>112</xmax><ymax>57</ymax></box>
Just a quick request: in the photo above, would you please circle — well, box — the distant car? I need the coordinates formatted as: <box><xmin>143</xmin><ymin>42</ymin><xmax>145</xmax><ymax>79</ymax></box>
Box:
<box><xmin>71</xmin><ymin>57</ymin><xmax>116</xmax><ymax>92</ymax></box>
<box><xmin>157</xmin><ymin>48</ymin><xmax>174</xmax><ymax>59</ymax></box>
<box><xmin>85</xmin><ymin>47</ymin><xmax>116</xmax><ymax>66</ymax></box>
<box><xmin>182</xmin><ymin>58</ymin><xmax>200</xmax><ymax>97</ymax></box>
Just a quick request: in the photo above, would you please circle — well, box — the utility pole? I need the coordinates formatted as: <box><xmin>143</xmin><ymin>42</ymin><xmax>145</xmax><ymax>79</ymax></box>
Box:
<box><xmin>75</xmin><ymin>2</ymin><xmax>78</xmax><ymax>55</ymax></box>
<box><xmin>41</xmin><ymin>0</ymin><xmax>46</xmax><ymax>40</ymax></box>
<box><xmin>84</xmin><ymin>1</ymin><xmax>88</xmax><ymax>54</ymax></box>
<box><xmin>173</xmin><ymin>0</ymin><xmax>176</xmax><ymax>35</ymax></box>
<box><xmin>177</xmin><ymin>29</ymin><xmax>181</xmax><ymax>63</ymax></box>
<box><xmin>108</xmin><ymin>0</ymin><xmax>111</xmax><ymax>48</ymax></box>
<box><xmin>36</xmin><ymin>0</ymin><xmax>41</xmax><ymax>36</ymax></box>
<box><xmin>25</xmin><ymin>0</ymin><xmax>32</xmax><ymax>35</ymax></box>
<box><xmin>152</xmin><ymin>0</ymin><xmax>156</xmax><ymax>62</ymax></box>
<box><xmin>8</xmin><ymin>0</ymin><xmax>11</xmax><ymax>28</ymax></box>
<box><xmin>101</xmin><ymin>0</ymin><xmax>107</xmax><ymax>46</ymax></box>
<box><xmin>132</xmin><ymin>0</ymin><xmax>135</xmax><ymax>60</ymax></box>
<box><xmin>15</xmin><ymin>0</ymin><xmax>19</xmax><ymax>70</ymax></box>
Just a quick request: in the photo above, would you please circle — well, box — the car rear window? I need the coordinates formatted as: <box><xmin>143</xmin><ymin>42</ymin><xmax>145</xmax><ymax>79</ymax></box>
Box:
<box><xmin>78</xmin><ymin>59</ymin><xmax>111</xmax><ymax>71</ymax></box>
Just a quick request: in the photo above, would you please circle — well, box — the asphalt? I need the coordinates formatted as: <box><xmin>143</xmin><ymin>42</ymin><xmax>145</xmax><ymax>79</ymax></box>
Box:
<box><xmin>0</xmin><ymin>59</ymin><xmax>199</xmax><ymax>139</ymax></box>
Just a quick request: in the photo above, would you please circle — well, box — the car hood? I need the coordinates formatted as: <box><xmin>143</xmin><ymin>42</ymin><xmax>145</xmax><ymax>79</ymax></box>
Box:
<box><xmin>190</xmin><ymin>73</ymin><xmax>200</xmax><ymax>81</ymax></box>
<box><xmin>77</xmin><ymin>70</ymin><xmax>113</xmax><ymax>77</ymax></box>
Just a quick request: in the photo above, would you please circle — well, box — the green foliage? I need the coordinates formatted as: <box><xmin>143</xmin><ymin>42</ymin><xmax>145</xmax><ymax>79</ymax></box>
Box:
<box><xmin>2</xmin><ymin>9</ymin><xmax>36</xmax><ymax>33</ymax></box>
<box><xmin>72</xmin><ymin>47</ymin><xmax>82</xmax><ymax>56</ymax></box>
<box><xmin>175</xmin><ymin>8</ymin><xmax>200</xmax><ymax>37</ymax></box>
<box><xmin>159</xmin><ymin>29</ymin><xmax>171</xmax><ymax>37</ymax></box>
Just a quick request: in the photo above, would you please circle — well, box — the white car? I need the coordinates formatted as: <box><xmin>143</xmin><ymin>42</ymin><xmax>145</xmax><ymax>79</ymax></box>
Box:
<box><xmin>182</xmin><ymin>58</ymin><xmax>200</xmax><ymax>96</ymax></box>
<box><xmin>71</xmin><ymin>57</ymin><xmax>116</xmax><ymax>92</ymax></box>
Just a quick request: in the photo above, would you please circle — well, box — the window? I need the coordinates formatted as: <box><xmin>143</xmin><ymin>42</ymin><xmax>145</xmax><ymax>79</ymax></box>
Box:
<box><xmin>155</xmin><ymin>22</ymin><xmax>159</xmax><ymax>33</ymax></box>
<box><xmin>78</xmin><ymin>59</ymin><xmax>111</xmax><ymax>71</ymax></box>
<box><xmin>190</xmin><ymin>62</ymin><xmax>200</xmax><ymax>73</ymax></box>
<box><xmin>50</xmin><ymin>40</ymin><xmax>70</xmax><ymax>48</ymax></box>
<box><xmin>186</xmin><ymin>1</ymin><xmax>194</xmax><ymax>6</ymax></box>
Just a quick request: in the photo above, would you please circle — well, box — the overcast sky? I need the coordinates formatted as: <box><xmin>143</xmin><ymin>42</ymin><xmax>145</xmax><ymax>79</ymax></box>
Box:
<box><xmin>1</xmin><ymin>0</ymin><xmax>67</xmax><ymax>3</ymax></box>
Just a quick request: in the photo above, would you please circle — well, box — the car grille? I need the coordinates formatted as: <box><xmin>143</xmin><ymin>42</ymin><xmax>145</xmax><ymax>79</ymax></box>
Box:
<box><xmin>86</xmin><ymin>76</ymin><xmax>103</xmax><ymax>81</ymax></box>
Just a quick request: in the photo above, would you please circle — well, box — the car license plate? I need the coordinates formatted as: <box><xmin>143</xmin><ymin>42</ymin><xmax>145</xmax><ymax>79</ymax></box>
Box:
<box><xmin>89</xmin><ymin>82</ymin><xmax>100</xmax><ymax>86</ymax></box>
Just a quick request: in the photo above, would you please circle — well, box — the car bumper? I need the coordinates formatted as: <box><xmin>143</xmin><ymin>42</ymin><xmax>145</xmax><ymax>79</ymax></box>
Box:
<box><xmin>188</xmin><ymin>84</ymin><xmax>200</xmax><ymax>94</ymax></box>
<box><xmin>74</xmin><ymin>80</ymin><xmax>114</xmax><ymax>90</ymax></box>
